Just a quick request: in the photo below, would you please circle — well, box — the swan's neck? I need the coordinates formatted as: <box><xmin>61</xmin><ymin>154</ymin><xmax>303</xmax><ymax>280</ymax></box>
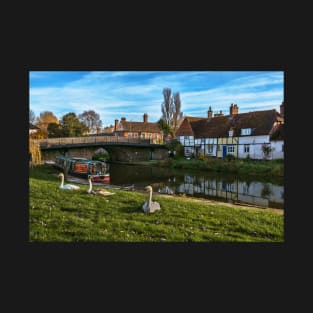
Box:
<box><xmin>148</xmin><ymin>189</ymin><xmax>152</xmax><ymax>205</ymax></box>
<box><xmin>60</xmin><ymin>175</ymin><xmax>64</xmax><ymax>187</ymax></box>
<box><xmin>88</xmin><ymin>179</ymin><xmax>93</xmax><ymax>193</ymax></box>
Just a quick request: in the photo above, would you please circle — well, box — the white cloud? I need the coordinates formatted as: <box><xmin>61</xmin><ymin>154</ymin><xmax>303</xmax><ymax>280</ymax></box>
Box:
<box><xmin>29</xmin><ymin>71</ymin><xmax>284</xmax><ymax>127</ymax></box>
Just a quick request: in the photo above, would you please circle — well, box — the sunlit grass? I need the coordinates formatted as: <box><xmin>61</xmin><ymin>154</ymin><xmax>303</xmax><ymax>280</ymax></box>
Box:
<box><xmin>29</xmin><ymin>165</ymin><xmax>284</xmax><ymax>242</ymax></box>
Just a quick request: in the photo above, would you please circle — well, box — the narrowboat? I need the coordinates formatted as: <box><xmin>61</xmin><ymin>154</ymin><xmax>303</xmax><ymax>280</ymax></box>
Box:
<box><xmin>55</xmin><ymin>155</ymin><xmax>110</xmax><ymax>183</ymax></box>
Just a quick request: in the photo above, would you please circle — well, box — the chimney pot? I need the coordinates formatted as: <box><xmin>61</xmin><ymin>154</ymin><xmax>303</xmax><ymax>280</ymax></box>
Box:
<box><xmin>208</xmin><ymin>106</ymin><xmax>213</xmax><ymax>118</ymax></box>
<box><xmin>143</xmin><ymin>113</ymin><xmax>148</xmax><ymax>123</ymax></box>
<box><xmin>280</xmin><ymin>101</ymin><xmax>284</xmax><ymax>117</ymax></box>
<box><xmin>114</xmin><ymin>119</ymin><xmax>119</xmax><ymax>131</ymax></box>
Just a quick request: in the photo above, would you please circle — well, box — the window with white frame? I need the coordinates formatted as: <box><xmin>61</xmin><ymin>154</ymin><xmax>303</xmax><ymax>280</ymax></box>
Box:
<box><xmin>184</xmin><ymin>147</ymin><xmax>193</xmax><ymax>155</ymax></box>
<box><xmin>141</xmin><ymin>133</ymin><xmax>145</xmax><ymax>139</ymax></box>
<box><xmin>133</xmin><ymin>133</ymin><xmax>138</xmax><ymax>138</ymax></box>
<box><xmin>227</xmin><ymin>145</ymin><xmax>235</xmax><ymax>153</ymax></box>
<box><xmin>128</xmin><ymin>133</ymin><xmax>132</xmax><ymax>138</ymax></box>
<box><xmin>241</xmin><ymin>128</ymin><xmax>252</xmax><ymax>136</ymax></box>
<box><xmin>154</xmin><ymin>133</ymin><xmax>158</xmax><ymax>139</ymax></box>
<box><xmin>207</xmin><ymin>144</ymin><xmax>214</xmax><ymax>153</ymax></box>
<box><xmin>244</xmin><ymin>144</ymin><xmax>250</xmax><ymax>153</ymax></box>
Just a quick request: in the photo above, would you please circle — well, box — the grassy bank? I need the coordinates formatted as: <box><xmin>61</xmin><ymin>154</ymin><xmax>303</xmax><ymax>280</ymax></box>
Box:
<box><xmin>157</xmin><ymin>157</ymin><xmax>284</xmax><ymax>178</ymax></box>
<box><xmin>110</xmin><ymin>158</ymin><xmax>284</xmax><ymax>179</ymax></box>
<box><xmin>29</xmin><ymin>165</ymin><xmax>283</xmax><ymax>242</ymax></box>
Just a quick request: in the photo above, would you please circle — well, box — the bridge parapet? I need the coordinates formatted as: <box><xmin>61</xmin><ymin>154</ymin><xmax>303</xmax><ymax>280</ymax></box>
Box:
<box><xmin>35</xmin><ymin>136</ymin><xmax>164</xmax><ymax>149</ymax></box>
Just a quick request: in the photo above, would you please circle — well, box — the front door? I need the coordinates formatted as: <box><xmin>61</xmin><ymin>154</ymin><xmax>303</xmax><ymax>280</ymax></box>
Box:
<box><xmin>222</xmin><ymin>145</ymin><xmax>227</xmax><ymax>158</ymax></box>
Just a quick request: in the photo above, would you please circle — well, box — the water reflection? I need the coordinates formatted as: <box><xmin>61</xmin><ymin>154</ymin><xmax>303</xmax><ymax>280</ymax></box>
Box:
<box><xmin>109</xmin><ymin>164</ymin><xmax>284</xmax><ymax>209</ymax></box>
<box><xmin>175</xmin><ymin>176</ymin><xmax>283</xmax><ymax>209</ymax></box>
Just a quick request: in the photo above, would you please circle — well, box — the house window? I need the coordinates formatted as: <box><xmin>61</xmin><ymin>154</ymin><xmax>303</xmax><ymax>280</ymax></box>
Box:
<box><xmin>228</xmin><ymin>130</ymin><xmax>234</xmax><ymax>137</ymax></box>
<box><xmin>241</xmin><ymin>128</ymin><xmax>252</xmax><ymax>136</ymax></box>
<box><xmin>207</xmin><ymin>144</ymin><xmax>214</xmax><ymax>153</ymax></box>
<box><xmin>244</xmin><ymin>144</ymin><xmax>250</xmax><ymax>153</ymax></box>
<box><xmin>184</xmin><ymin>136</ymin><xmax>189</xmax><ymax>140</ymax></box>
<box><xmin>227</xmin><ymin>145</ymin><xmax>235</xmax><ymax>153</ymax></box>
<box><xmin>217</xmin><ymin>145</ymin><xmax>221</xmax><ymax>151</ymax></box>
<box><xmin>133</xmin><ymin>133</ymin><xmax>138</xmax><ymax>138</ymax></box>
<box><xmin>128</xmin><ymin>133</ymin><xmax>132</xmax><ymax>138</ymax></box>
<box><xmin>184</xmin><ymin>147</ymin><xmax>193</xmax><ymax>156</ymax></box>
<box><xmin>141</xmin><ymin>133</ymin><xmax>145</xmax><ymax>139</ymax></box>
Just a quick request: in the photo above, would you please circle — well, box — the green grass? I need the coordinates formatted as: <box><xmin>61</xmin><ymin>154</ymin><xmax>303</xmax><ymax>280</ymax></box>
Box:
<box><xmin>29</xmin><ymin>165</ymin><xmax>284</xmax><ymax>242</ymax></box>
<box><xmin>166</xmin><ymin>157</ymin><xmax>284</xmax><ymax>178</ymax></box>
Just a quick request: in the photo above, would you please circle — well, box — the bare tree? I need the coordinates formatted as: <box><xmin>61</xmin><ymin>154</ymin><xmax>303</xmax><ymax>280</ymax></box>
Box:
<box><xmin>161</xmin><ymin>88</ymin><xmax>174</xmax><ymax>127</ymax></box>
<box><xmin>78</xmin><ymin>110</ymin><xmax>102</xmax><ymax>134</ymax></box>
<box><xmin>29</xmin><ymin>109</ymin><xmax>36</xmax><ymax>124</ymax></box>
<box><xmin>173</xmin><ymin>92</ymin><xmax>183</xmax><ymax>131</ymax></box>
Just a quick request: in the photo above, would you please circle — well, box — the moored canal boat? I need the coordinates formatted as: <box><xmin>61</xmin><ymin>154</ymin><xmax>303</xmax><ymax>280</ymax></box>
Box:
<box><xmin>55</xmin><ymin>155</ymin><xmax>110</xmax><ymax>183</ymax></box>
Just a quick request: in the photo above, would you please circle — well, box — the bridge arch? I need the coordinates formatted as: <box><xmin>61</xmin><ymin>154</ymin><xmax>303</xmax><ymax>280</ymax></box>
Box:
<box><xmin>36</xmin><ymin>136</ymin><xmax>170</xmax><ymax>163</ymax></box>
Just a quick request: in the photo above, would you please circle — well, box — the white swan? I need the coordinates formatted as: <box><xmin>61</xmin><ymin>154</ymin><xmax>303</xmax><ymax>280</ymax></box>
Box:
<box><xmin>58</xmin><ymin>173</ymin><xmax>80</xmax><ymax>190</ymax></box>
<box><xmin>87</xmin><ymin>176</ymin><xmax>115</xmax><ymax>196</ymax></box>
<box><xmin>142</xmin><ymin>185</ymin><xmax>161</xmax><ymax>213</ymax></box>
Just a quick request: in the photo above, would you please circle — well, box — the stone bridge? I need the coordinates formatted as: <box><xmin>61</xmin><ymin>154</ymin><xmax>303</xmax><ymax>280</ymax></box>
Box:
<box><xmin>34</xmin><ymin>136</ymin><xmax>170</xmax><ymax>162</ymax></box>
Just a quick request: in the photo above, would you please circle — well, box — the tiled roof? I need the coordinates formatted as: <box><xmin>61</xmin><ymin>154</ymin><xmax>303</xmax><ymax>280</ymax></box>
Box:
<box><xmin>175</xmin><ymin>109</ymin><xmax>283</xmax><ymax>138</ymax></box>
<box><xmin>175</xmin><ymin>117</ymin><xmax>203</xmax><ymax>136</ymax></box>
<box><xmin>117</xmin><ymin>121</ymin><xmax>162</xmax><ymax>133</ymax></box>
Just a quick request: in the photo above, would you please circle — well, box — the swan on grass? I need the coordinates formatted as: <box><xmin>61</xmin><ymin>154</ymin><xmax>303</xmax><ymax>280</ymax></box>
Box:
<box><xmin>58</xmin><ymin>173</ymin><xmax>80</xmax><ymax>190</ymax></box>
<box><xmin>87</xmin><ymin>176</ymin><xmax>115</xmax><ymax>196</ymax></box>
<box><xmin>142</xmin><ymin>185</ymin><xmax>161</xmax><ymax>213</ymax></box>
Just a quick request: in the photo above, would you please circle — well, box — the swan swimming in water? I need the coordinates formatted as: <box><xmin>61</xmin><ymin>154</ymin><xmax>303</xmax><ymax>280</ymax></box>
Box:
<box><xmin>87</xmin><ymin>176</ymin><xmax>115</xmax><ymax>196</ymax></box>
<box><xmin>142</xmin><ymin>185</ymin><xmax>161</xmax><ymax>213</ymax></box>
<box><xmin>58</xmin><ymin>173</ymin><xmax>80</xmax><ymax>190</ymax></box>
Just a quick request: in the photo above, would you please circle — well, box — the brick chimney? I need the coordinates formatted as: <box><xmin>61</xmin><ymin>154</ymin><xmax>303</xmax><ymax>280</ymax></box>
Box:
<box><xmin>143</xmin><ymin>113</ymin><xmax>148</xmax><ymax>123</ymax></box>
<box><xmin>121</xmin><ymin>117</ymin><xmax>126</xmax><ymax>122</ymax></box>
<box><xmin>214</xmin><ymin>110</ymin><xmax>224</xmax><ymax>117</ymax></box>
<box><xmin>207</xmin><ymin>106</ymin><xmax>213</xmax><ymax>118</ymax></box>
<box><xmin>114</xmin><ymin>119</ymin><xmax>119</xmax><ymax>131</ymax></box>
<box><xmin>280</xmin><ymin>101</ymin><xmax>284</xmax><ymax>117</ymax></box>
<box><xmin>230</xmin><ymin>103</ymin><xmax>239</xmax><ymax>115</ymax></box>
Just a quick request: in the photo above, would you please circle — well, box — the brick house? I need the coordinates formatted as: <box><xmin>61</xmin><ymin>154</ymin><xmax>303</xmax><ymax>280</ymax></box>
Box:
<box><xmin>113</xmin><ymin>113</ymin><xmax>163</xmax><ymax>143</ymax></box>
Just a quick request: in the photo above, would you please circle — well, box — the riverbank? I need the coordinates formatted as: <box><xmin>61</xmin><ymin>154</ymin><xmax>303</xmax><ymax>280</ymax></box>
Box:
<box><xmin>29</xmin><ymin>165</ymin><xmax>283</xmax><ymax>242</ymax></box>
<box><xmin>110</xmin><ymin>157</ymin><xmax>284</xmax><ymax>179</ymax></box>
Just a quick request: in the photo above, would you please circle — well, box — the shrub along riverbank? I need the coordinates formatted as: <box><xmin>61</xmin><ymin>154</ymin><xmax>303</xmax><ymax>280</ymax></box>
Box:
<box><xmin>29</xmin><ymin>165</ymin><xmax>283</xmax><ymax>242</ymax></box>
<box><xmin>134</xmin><ymin>157</ymin><xmax>283</xmax><ymax>178</ymax></box>
<box><xmin>166</xmin><ymin>157</ymin><xmax>283</xmax><ymax>176</ymax></box>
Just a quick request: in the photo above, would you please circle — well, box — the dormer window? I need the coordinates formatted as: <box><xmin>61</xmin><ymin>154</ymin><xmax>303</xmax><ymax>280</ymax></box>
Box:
<box><xmin>241</xmin><ymin>128</ymin><xmax>252</xmax><ymax>136</ymax></box>
<box><xmin>228</xmin><ymin>129</ymin><xmax>234</xmax><ymax>137</ymax></box>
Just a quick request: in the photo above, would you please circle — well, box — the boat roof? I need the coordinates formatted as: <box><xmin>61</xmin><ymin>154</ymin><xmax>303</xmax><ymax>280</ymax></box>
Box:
<box><xmin>56</xmin><ymin>156</ymin><xmax>105</xmax><ymax>164</ymax></box>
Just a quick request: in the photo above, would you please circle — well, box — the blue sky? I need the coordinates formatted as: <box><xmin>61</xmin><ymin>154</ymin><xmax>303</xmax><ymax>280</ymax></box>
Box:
<box><xmin>29</xmin><ymin>71</ymin><xmax>284</xmax><ymax>127</ymax></box>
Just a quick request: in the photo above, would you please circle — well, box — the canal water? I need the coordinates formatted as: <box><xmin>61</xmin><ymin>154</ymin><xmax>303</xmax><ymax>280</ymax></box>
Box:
<box><xmin>108</xmin><ymin>164</ymin><xmax>284</xmax><ymax>209</ymax></box>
